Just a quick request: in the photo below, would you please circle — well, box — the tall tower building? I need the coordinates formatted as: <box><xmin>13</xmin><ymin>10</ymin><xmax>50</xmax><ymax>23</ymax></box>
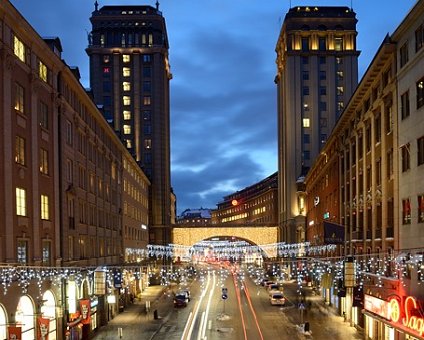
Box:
<box><xmin>275</xmin><ymin>6</ymin><xmax>359</xmax><ymax>243</ymax></box>
<box><xmin>86</xmin><ymin>2</ymin><xmax>172</xmax><ymax>245</ymax></box>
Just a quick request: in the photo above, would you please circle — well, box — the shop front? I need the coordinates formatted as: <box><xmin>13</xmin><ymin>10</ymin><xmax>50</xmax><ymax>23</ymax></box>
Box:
<box><xmin>363</xmin><ymin>294</ymin><xmax>424</xmax><ymax>340</ymax></box>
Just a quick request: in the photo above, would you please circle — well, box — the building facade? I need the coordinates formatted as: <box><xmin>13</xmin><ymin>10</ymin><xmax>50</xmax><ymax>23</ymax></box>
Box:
<box><xmin>177</xmin><ymin>208</ymin><xmax>212</xmax><ymax>226</ymax></box>
<box><xmin>275</xmin><ymin>6</ymin><xmax>359</xmax><ymax>244</ymax></box>
<box><xmin>0</xmin><ymin>1</ymin><xmax>152</xmax><ymax>338</ymax></box>
<box><xmin>86</xmin><ymin>4</ymin><xmax>172</xmax><ymax>245</ymax></box>
<box><xmin>211</xmin><ymin>172</ymin><xmax>278</xmax><ymax>227</ymax></box>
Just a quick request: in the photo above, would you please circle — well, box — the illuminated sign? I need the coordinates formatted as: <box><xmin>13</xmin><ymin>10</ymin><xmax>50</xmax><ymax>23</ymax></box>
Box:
<box><xmin>388</xmin><ymin>296</ymin><xmax>424</xmax><ymax>337</ymax></box>
<box><xmin>231</xmin><ymin>199</ymin><xmax>238</xmax><ymax>206</ymax></box>
<box><xmin>364</xmin><ymin>295</ymin><xmax>390</xmax><ymax>319</ymax></box>
<box><xmin>323</xmin><ymin>212</ymin><xmax>330</xmax><ymax>219</ymax></box>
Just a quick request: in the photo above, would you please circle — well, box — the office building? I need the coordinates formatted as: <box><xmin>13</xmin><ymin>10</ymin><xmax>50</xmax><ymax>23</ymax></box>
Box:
<box><xmin>86</xmin><ymin>3</ymin><xmax>172</xmax><ymax>245</ymax></box>
<box><xmin>275</xmin><ymin>6</ymin><xmax>359</xmax><ymax>243</ymax></box>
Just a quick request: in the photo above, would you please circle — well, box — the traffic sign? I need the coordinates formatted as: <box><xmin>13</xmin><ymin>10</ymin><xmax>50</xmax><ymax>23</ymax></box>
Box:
<box><xmin>222</xmin><ymin>293</ymin><xmax>228</xmax><ymax>300</ymax></box>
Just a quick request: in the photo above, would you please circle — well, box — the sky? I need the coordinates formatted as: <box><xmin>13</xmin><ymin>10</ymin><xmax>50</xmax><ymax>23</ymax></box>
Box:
<box><xmin>11</xmin><ymin>0</ymin><xmax>416</xmax><ymax>215</ymax></box>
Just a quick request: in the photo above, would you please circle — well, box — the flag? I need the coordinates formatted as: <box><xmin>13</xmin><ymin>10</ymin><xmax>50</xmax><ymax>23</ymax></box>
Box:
<box><xmin>37</xmin><ymin>317</ymin><xmax>50</xmax><ymax>340</ymax></box>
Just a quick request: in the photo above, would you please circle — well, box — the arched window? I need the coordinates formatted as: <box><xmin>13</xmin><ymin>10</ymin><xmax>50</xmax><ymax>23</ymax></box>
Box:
<box><xmin>0</xmin><ymin>304</ymin><xmax>7</xmax><ymax>340</ymax></box>
<box><xmin>16</xmin><ymin>295</ymin><xmax>35</xmax><ymax>340</ymax></box>
<box><xmin>41</xmin><ymin>290</ymin><xmax>57</xmax><ymax>340</ymax></box>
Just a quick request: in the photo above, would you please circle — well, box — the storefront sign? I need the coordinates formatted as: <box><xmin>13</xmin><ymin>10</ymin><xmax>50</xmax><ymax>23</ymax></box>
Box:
<box><xmin>389</xmin><ymin>296</ymin><xmax>424</xmax><ymax>337</ymax></box>
<box><xmin>94</xmin><ymin>268</ymin><xmax>106</xmax><ymax>295</ymax></box>
<box><xmin>364</xmin><ymin>294</ymin><xmax>390</xmax><ymax>319</ymax></box>
<box><xmin>37</xmin><ymin>317</ymin><xmax>50</xmax><ymax>340</ymax></box>
<box><xmin>79</xmin><ymin>300</ymin><xmax>91</xmax><ymax>325</ymax></box>
<box><xmin>8</xmin><ymin>326</ymin><xmax>22</xmax><ymax>339</ymax></box>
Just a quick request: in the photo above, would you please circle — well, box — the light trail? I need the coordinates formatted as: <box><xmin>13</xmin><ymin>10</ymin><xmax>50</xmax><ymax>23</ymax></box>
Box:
<box><xmin>198</xmin><ymin>270</ymin><xmax>216</xmax><ymax>340</ymax></box>
<box><xmin>233</xmin><ymin>271</ymin><xmax>248</xmax><ymax>340</ymax></box>
<box><xmin>243</xmin><ymin>283</ymin><xmax>264</xmax><ymax>340</ymax></box>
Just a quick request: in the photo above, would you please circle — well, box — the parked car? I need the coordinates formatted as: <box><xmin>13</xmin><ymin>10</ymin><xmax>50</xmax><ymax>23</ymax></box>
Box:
<box><xmin>173</xmin><ymin>293</ymin><xmax>189</xmax><ymax>307</ymax></box>
<box><xmin>269</xmin><ymin>292</ymin><xmax>286</xmax><ymax>306</ymax></box>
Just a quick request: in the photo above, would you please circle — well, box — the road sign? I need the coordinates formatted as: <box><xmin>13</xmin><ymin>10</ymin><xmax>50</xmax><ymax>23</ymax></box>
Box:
<box><xmin>222</xmin><ymin>293</ymin><xmax>228</xmax><ymax>300</ymax></box>
<box><xmin>222</xmin><ymin>288</ymin><xmax>228</xmax><ymax>294</ymax></box>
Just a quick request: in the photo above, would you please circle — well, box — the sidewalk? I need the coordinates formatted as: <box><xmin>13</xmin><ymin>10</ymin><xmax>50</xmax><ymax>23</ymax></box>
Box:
<box><xmin>92</xmin><ymin>285</ymin><xmax>169</xmax><ymax>340</ymax></box>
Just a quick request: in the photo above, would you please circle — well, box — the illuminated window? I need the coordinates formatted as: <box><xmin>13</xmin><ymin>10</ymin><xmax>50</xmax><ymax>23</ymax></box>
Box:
<box><xmin>123</xmin><ymin>125</ymin><xmax>131</xmax><ymax>134</ymax></box>
<box><xmin>42</xmin><ymin>241</ymin><xmax>51</xmax><ymax>265</ymax></box>
<box><xmin>417</xmin><ymin>77</ymin><xmax>424</xmax><ymax>109</ymax></box>
<box><xmin>143</xmin><ymin>96</ymin><xmax>151</xmax><ymax>105</ymax></box>
<box><xmin>39</xmin><ymin>101</ymin><xmax>49</xmax><ymax>129</ymax></box>
<box><xmin>103</xmin><ymin>55</ymin><xmax>110</xmax><ymax>63</ymax></box>
<box><xmin>302</xmin><ymin>118</ymin><xmax>310</xmax><ymax>128</ymax></box>
<box><xmin>13</xmin><ymin>35</ymin><xmax>25</xmax><ymax>62</ymax></box>
<box><xmin>16</xmin><ymin>187</ymin><xmax>27</xmax><ymax>216</ymax></box>
<box><xmin>148</xmin><ymin>33</ymin><xmax>153</xmax><ymax>46</ymax></box>
<box><xmin>123</xmin><ymin>96</ymin><xmax>131</xmax><ymax>106</ymax></box>
<box><xmin>334</xmin><ymin>37</ymin><xmax>343</xmax><ymax>51</ymax></box>
<box><xmin>17</xmin><ymin>240</ymin><xmax>28</xmax><ymax>264</ymax></box>
<box><xmin>337</xmin><ymin>86</ymin><xmax>344</xmax><ymax>96</ymax></box>
<box><xmin>143</xmin><ymin>55</ymin><xmax>151</xmax><ymax>63</ymax></box>
<box><xmin>14</xmin><ymin>83</ymin><xmax>24</xmax><ymax>114</ymax></box>
<box><xmin>337</xmin><ymin>101</ymin><xmax>344</xmax><ymax>112</ymax></box>
<box><xmin>126</xmin><ymin>139</ymin><xmax>132</xmax><ymax>148</ymax></box>
<box><xmin>402</xmin><ymin>198</ymin><xmax>411</xmax><ymax>225</ymax></box>
<box><xmin>15</xmin><ymin>135</ymin><xmax>25</xmax><ymax>165</ymax></box>
<box><xmin>100</xmin><ymin>34</ymin><xmax>105</xmax><ymax>47</ymax></box>
<box><xmin>144</xmin><ymin>139</ymin><xmax>152</xmax><ymax>149</ymax></box>
<box><xmin>40</xmin><ymin>148</ymin><xmax>49</xmax><ymax>175</ymax></box>
<box><xmin>123</xmin><ymin>82</ymin><xmax>131</xmax><ymax>91</ymax></box>
<box><xmin>123</xmin><ymin>67</ymin><xmax>131</xmax><ymax>77</ymax></box>
<box><xmin>122</xmin><ymin>54</ymin><xmax>130</xmax><ymax>63</ymax></box>
<box><xmin>337</xmin><ymin>71</ymin><xmax>344</xmax><ymax>80</ymax></box>
<box><xmin>39</xmin><ymin>61</ymin><xmax>48</xmax><ymax>82</ymax></box>
<box><xmin>123</xmin><ymin>110</ymin><xmax>131</xmax><ymax>120</ymax></box>
<box><xmin>418</xmin><ymin>195</ymin><xmax>424</xmax><ymax>223</ymax></box>
<box><xmin>41</xmin><ymin>194</ymin><xmax>49</xmax><ymax>220</ymax></box>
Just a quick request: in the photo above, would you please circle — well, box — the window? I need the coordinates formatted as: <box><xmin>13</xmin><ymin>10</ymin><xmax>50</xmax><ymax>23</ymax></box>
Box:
<box><xmin>336</xmin><ymin>57</ymin><xmax>343</xmax><ymax>65</ymax></box>
<box><xmin>401</xmin><ymin>143</ymin><xmax>410</xmax><ymax>172</ymax></box>
<box><xmin>320</xmin><ymin>117</ymin><xmax>327</xmax><ymax>127</ymax></box>
<box><xmin>375</xmin><ymin>115</ymin><xmax>381</xmax><ymax>143</ymax></box>
<box><xmin>302</xmin><ymin>56</ymin><xmax>308</xmax><ymax>65</ymax></box>
<box><xmin>14</xmin><ymin>83</ymin><xmax>25</xmax><ymax>114</ymax></box>
<box><xmin>303</xmin><ymin>71</ymin><xmax>309</xmax><ymax>80</ymax></box>
<box><xmin>39</xmin><ymin>61</ymin><xmax>48</xmax><ymax>82</ymax></box>
<box><xmin>143</xmin><ymin>67</ymin><xmax>152</xmax><ymax>78</ymax></box>
<box><xmin>66</xmin><ymin>159</ymin><xmax>73</xmax><ymax>182</ymax></box>
<box><xmin>42</xmin><ymin>240</ymin><xmax>51</xmax><ymax>265</ymax></box>
<box><xmin>401</xmin><ymin>91</ymin><xmax>410</xmax><ymax>119</ymax></box>
<box><xmin>387</xmin><ymin>149</ymin><xmax>393</xmax><ymax>179</ymax></box>
<box><xmin>123</xmin><ymin>96</ymin><xmax>131</xmax><ymax>106</ymax></box>
<box><xmin>417</xmin><ymin>77</ymin><xmax>424</xmax><ymax>109</ymax></box>
<box><xmin>148</xmin><ymin>33</ymin><xmax>153</xmax><ymax>46</ymax></box>
<box><xmin>402</xmin><ymin>198</ymin><xmax>411</xmax><ymax>225</ymax></box>
<box><xmin>319</xmin><ymin>56</ymin><xmax>326</xmax><ymax>64</ymax></box>
<box><xmin>15</xmin><ymin>136</ymin><xmax>25</xmax><ymax>165</ymax></box>
<box><xmin>319</xmin><ymin>37</ymin><xmax>326</xmax><ymax>51</ymax></box>
<box><xmin>40</xmin><ymin>148</ymin><xmax>49</xmax><ymax>175</ymax></box>
<box><xmin>303</xmin><ymin>150</ymin><xmax>310</xmax><ymax>160</ymax></box>
<box><xmin>123</xmin><ymin>82</ymin><xmax>131</xmax><ymax>91</ymax></box>
<box><xmin>16</xmin><ymin>187</ymin><xmax>27</xmax><ymax>216</ymax></box>
<box><xmin>123</xmin><ymin>110</ymin><xmax>131</xmax><ymax>120</ymax></box>
<box><xmin>144</xmin><ymin>139</ymin><xmax>152</xmax><ymax>149</ymax></box>
<box><xmin>418</xmin><ymin>136</ymin><xmax>424</xmax><ymax>166</ymax></box>
<box><xmin>418</xmin><ymin>195</ymin><xmax>424</xmax><ymax>223</ymax></box>
<box><xmin>122</xmin><ymin>54</ymin><xmax>130</xmax><ymax>63</ymax></box>
<box><xmin>385</xmin><ymin>105</ymin><xmax>393</xmax><ymax>133</ymax></box>
<box><xmin>301</xmin><ymin>37</ymin><xmax>309</xmax><ymax>51</ymax></box>
<box><xmin>321</xmin><ymin>134</ymin><xmax>327</xmax><ymax>144</ymax></box>
<box><xmin>103</xmin><ymin>67</ymin><xmax>110</xmax><ymax>74</ymax></box>
<box><xmin>66</xmin><ymin>120</ymin><xmax>73</xmax><ymax>145</ymax></box>
<box><xmin>17</xmin><ymin>240</ymin><xmax>28</xmax><ymax>264</ymax></box>
<box><xmin>103</xmin><ymin>82</ymin><xmax>111</xmax><ymax>92</ymax></box>
<box><xmin>39</xmin><ymin>101</ymin><xmax>49</xmax><ymax>129</ymax></box>
<box><xmin>143</xmin><ymin>81</ymin><xmax>151</xmax><ymax>92</ymax></box>
<box><xmin>13</xmin><ymin>35</ymin><xmax>25</xmax><ymax>62</ymax></box>
<box><xmin>337</xmin><ymin>86</ymin><xmax>344</xmax><ymax>96</ymax></box>
<box><xmin>143</xmin><ymin>111</ymin><xmax>151</xmax><ymax>120</ymax></box>
<box><xmin>319</xmin><ymin>101</ymin><xmax>327</xmax><ymax>111</ymax></box>
<box><xmin>337</xmin><ymin>101</ymin><xmax>344</xmax><ymax>112</ymax></box>
<box><xmin>143</xmin><ymin>54</ymin><xmax>151</xmax><ymax>63</ymax></box>
<box><xmin>143</xmin><ymin>96</ymin><xmax>151</xmax><ymax>105</ymax></box>
<box><xmin>366</xmin><ymin>125</ymin><xmax>371</xmax><ymax>152</ymax></box>
<box><xmin>319</xmin><ymin>71</ymin><xmax>326</xmax><ymax>80</ymax></box>
<box><xmin>320</xmin><ymin>87</ymin><xmax>326</xmax><ymax>95</ymax></box>
<box><xmin>376</xmin><ymin>158</ymin><xmax>381</xmax><ymax>185</ymax></box>
<box><xmin>303</xmin><ymin>134</ymin><xmax>310</xmax><ymax>144</ymax></box>
<box><xmin>302</xmin><ymin>118</ymin><xmax>310</xmax><ymax>128</ymax></box>
<box><xmin>415</xmin><ymin>24</ymin><xmax>424</xmax><ymax>52</ymax></box>
<box><xmin>337</xmin><ymin>71</ymin><xmax>344</xmax><ymax>80</ymax></box>
<box><xmin>123</xmin><ymin>125</ymin><xmax>131</xmax><ymax>134</ymax></box>
<box><xmin>100</xmin><ymin>34</ymin><xmax>105</xmax><ymax>47</ymax></box>
<box><xmin>123</xmin><ymin>67</ymin><xmax>131</xmax><ymax>77</ymax></box>
<box><xmin>41</xmin><ymin>194</ymin><xmax>49</xmax><ymax>220</ymax></box>
<box><xmin>303</xmin><ymin>86</ymin><xmax>309</xmax><ymax>96</ymax></box>
<box><xmin>400</xmin><ymin>42</ymin><xmax>409</xmax><ymax>68</ymax></box>
<box><xmin>143</xmin><ymin>124</ymin><xmax>151</xmax><ymax>134</ymax></box>
<box><xmin>103</xmin><ymin>55</ymin><xmax>110</xmax><ymax>63</ymax></box>
<box><xmin>334</xmin><ymin>37</ymin><xmax>343</xmax><ymax>51</ymax></box>
<box><xmin>126</xmin><ymin>139</ymin><xmax>132</xmax><ymax>148</ymax></box>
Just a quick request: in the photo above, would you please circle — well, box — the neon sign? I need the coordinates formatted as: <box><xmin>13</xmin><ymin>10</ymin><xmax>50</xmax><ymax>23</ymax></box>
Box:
<box><xmin>389</xmin><ymin>296</ymin><xmax>424</xmax><ymax>337</ymax></box>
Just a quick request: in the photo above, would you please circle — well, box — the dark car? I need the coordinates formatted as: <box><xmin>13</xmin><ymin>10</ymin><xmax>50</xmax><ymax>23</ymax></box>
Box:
<box><xmin>173</xmin><ymin>293</ymin><xmax>188</xmax><ymax>308</ymax></box>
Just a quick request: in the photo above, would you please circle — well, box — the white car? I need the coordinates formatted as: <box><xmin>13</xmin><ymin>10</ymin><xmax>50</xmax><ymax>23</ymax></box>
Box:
<box><xmin>269</xmin><ymin>292</ymin><xmax>286</xmax><ymax>306</ymax></box>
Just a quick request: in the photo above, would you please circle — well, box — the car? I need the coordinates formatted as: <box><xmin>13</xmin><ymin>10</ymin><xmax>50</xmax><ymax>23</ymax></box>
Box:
<box><xmin>173</xmin><ymin>293</ymin><xmax>189</xmax><ymax>308</ymax></box>
<box><xmin>267</xmin><ymin>283</ymin><xmax>280</xmax><ymax>293</ymax></box>
<box><xmin>179</xmin><ymin>289</ymin><xmax>191</xmax><ymax>301</ymax></box>
<box><xmin>264</xmin><ymin>281</ymin><xmax>276</xmax><ymax>288</ymax></box>
<box><xmin>269</xmin><ymin>292</ymin><xmax>286</xmax><ymax>306</ymax></box>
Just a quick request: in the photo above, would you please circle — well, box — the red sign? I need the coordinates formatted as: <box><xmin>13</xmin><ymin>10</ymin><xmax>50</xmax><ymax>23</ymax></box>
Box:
<box><xmin>8</xmin><ymin>326</ymin><xmax>22</xmax><ymax>340</ymax></box>
<box><xmin>364</xmin><ymin>295</ymin><xmax>390</xmax><ymax>319</ymax></box>
<box><xmin>389</xmin><ymin>296</ymin><xmax>424</xmax><ymax>338</ymax></box>
<box><xmin>37</xmin><ymin>316</ymin><xmax>50</xmax><ymax>340</ymax></box>
<box><xmin>79</xmin><ymin>299</ymin><xmax>91</xmax><ymax>325</ymax></box>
